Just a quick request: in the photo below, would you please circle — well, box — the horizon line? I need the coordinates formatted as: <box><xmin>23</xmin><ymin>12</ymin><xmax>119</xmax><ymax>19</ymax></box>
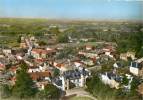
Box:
<box><xmin>0</xmin><ymin>16</ymin><xmax>142</xmax><ymax>23</ymax></box>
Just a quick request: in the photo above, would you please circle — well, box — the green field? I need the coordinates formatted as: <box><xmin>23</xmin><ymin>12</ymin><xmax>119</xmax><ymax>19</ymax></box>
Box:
<box><xmin>69</xmin><ymin>96</ymin><xmax>94</xmax><ymax>100</ymax></box>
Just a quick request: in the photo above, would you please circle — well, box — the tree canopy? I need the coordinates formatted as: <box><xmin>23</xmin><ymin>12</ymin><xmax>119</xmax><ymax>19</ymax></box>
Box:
<box><xmin>57</xmin><ymin>32</ymin><xmax>68</xmax><ymax>43</ymax></box>
<box><xmin>36</xmin><ymin>84</ymin><xmax>61</xmax><ymax>99</ymax></box>
<box><xmin>0</xmin><ymin>84</ymin><xmax>12</xmax><ymax>98</ymax></box>
<box><xmin>86</xmin><ymin>74</ymin><xmax>141</xmax><ymax>100</ymax></box>
<box><xmin>116</xmin><ymin>32</ymin><xmax>143</xmax><ymax>58</ymax></box>
<box><xmin>12</xmin><ymin>61</ymin><xmax>37</xmax><ymax>98</ymax></box>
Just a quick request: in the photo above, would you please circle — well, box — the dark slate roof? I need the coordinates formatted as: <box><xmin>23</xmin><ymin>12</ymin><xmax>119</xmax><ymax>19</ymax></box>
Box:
<box><xmin>53</xmin><ymin>78</ymin><xmax>62</xmax><ymax>86</ymax></box>
<box><xmin>131</xmin><ymin>61</ymin><xmax>142</xmax><ymax>69</ymax></box>
<box><xmin>105</xmin><ymin>72</ymin><xmax>122</xmax><ymax>83</ymax></box>
<box><xmin>107</xmin><ymin>72</ymin><xmax>116</xmax><ymax>80</ymax></box>
<box><xmin>63</xmin><ymin>68</ymin><xmax>89</xmax><ymax>80</ymax></box>
<box><xmin>116</xmin><ymin>62</ymin><xmax>123</xmax><ymax>67</ymax></box>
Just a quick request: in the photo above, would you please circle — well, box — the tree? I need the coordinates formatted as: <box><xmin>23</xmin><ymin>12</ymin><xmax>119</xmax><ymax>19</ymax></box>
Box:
<box><xmin>116</xmin><ymin>40</ymin><xmax>129</xmax><ymax>53</ymax></box>
<box><xmin>49</xmin><ymin>27</ymin><xmax>60</xmax><ymax>35</ymax></box>
<box><xmin>116</xmin><ymin>32</ymin><xmax>143</xmax><ymax>58</ymax></box>
<box><xmin>57</xmin><ymin>33</ymin><xmax>68</xmax><ymax>43</ymax></box>
<box><xmin>136</xmin><ymin>48</ymin><xmax>143</xmax><ymax>58</ymax></box>
<box><xmin>38</xmin><ymin>40</ymin><xmax>47</xmax><ymax>46</ymax></box>
<box><xmin>122</xmin><ymin>75</ymin><xmax>129</xmax><ymax>85</ymax></box>
<box><xmin>130</xmin><ymin>77</ymin><xmax>140</xmax><ymax>92</ymax></box>
<box><xmin>0</xmin><ymin>84</ymin><xmax>12</xmax><ymax>98</ymax></box>
<box><xmin>36</xmin><ymin>84</ymin><xmax>61</xmax><ymax>99</ymax></box>
<box><xmin>12</xmin><ymin>61</ymin><xmax>37</xmax><ymax>98</ymax></box>
<box><xmin>17</xmin><ymin>35</ymin><xmax>21</xmax><ymax>43</ymax></box>
<box><xmin>86</xmin><ymin>75</ymin><xmax>117</xmax><ymax>100</ymax></box>
<box><xmin>53</xmin><ymin>68</ymin><xmax>60</xmax><ymax>77</ymax></box>
<box><xmin>34</xmin><ymin>32</ymin><xmax>43</xmax><ymax>36</ymax></box>
<box><xmin>129</xmin><ymin>32</ymin><xmax>143</xmax><ymax>58</ymax></box>
<box><xmin>56</xmin><ymin>46</ymin><xmax>77</xmax><ymax>59</ymax></box>
<box><xmin>86</xmin><ymin>75</ymin><xmax>99</xmax><ymax>93</ymax></box>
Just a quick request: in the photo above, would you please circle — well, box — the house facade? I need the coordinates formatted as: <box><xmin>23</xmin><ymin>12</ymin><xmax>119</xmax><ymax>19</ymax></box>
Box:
<box><xmin>100</xmin><ymin>72</ymin><xmax>122</xmax><ymax>89</ymax></box>
<box><xmin>31</xmin><ymin>48</ymin><xmax>56</xmax><ymax>59</ymax></box>
<box><xmin>130</xmin><ymin>60</ymin><xmax>143</xmax><ymax>77</ymax></box>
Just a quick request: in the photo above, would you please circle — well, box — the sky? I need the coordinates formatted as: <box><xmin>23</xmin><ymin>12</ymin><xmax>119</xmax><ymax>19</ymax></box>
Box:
<box><xmin>0</xmin><ymin>0</ymin><xmax>142</xmax><ymax>20</ymax></box>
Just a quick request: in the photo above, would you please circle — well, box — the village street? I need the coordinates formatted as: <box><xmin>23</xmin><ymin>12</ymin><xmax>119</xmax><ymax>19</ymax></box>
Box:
<box><xmin>65</xmin><ymin>88</ymin><xmax>97</xmax><ymax>100</ymax></box>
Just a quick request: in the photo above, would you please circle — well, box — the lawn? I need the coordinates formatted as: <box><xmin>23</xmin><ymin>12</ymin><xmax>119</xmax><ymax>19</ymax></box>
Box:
<box><xmin>69</xmin><ymin>96</ymin><xmax>94</xmax><ymax>100</ymax></box>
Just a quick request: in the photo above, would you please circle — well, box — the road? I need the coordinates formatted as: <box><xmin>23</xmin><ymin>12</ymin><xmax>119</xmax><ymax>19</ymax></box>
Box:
<box><xmin>87</xmin><ymin>65</ymin><xmax>101</xmax><ymax>71</ymax></box>
<box><xmin>65</xmin><ymin>88</ymin><xmax>97</xmax><ymax>100</ymax></box>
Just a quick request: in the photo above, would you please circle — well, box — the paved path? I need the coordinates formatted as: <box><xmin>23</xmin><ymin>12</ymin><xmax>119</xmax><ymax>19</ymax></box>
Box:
<box><xmin>65</xmin><ymin>88</ymin><xmax>97</xmax><ymax>100</ymax></box>
<box><xmin>87</xmin><ymin>65</ymin><xmax>101</xmax><ymax>71</ymax></box>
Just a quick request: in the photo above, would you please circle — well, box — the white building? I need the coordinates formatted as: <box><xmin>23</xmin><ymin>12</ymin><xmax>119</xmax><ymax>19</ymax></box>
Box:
<box><xmin>100</xmin><ymin>72</ymin><xmax>121</xmax><ymax>89</ymax></box>
<box><xmin>129</xmin><ymin>58</ymin><xmax>143</xmax><ymax>76</ymax></box>
<box><xmin>54</xmin><ymin>68</ymin><xmax>91</xmax><ymax>91</ymax></box>
<box><xmin>3</xmin><ymin>49</ymin><xmax>12</xmax><ymax>55</ymax></box>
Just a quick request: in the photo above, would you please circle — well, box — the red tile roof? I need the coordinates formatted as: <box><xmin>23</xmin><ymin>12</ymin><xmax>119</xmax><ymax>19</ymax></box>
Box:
<box><xmin>32</xmin><ymin>49</ymin><xmax>56</xmax><ymax>54</ymax></box>
<box><xmin>9</xmin><ymin>66</ymin><xmax>17</xmax><ymax>72</ymax></box>
<box><xmin>56</xmin><ymin>63</ymin><xmax>63</xmax><ymax>68</ymax></box>
<box><xmin>0</xmin><ymin>63</ymin><xmax>5</xmax><ymax>68</ymax></box>
<box><xmin>74</xmin><ymin>60</ymin><xmax>85</xmax><ymax>65</ymax></box>
<box><xmin>138</xmin><ymin>83</ymin><xmax>143</xmax><ymax>95</ymax></box>
<box><xmin>86</xmin><ymin>45</ymin><xmax>93</xmax><ymax>48</ymax></box>
<box><xmin>34</xmin><ymin>58</ymin><xmax>47</xmax><ymax>63</ymax></box>
<box><xmin>0</xmin><ymin>63</ymin><xmax>5</xmax><ymax>70</ymax></box>
<box><xmin>10</xmin><ymin>76</ymin><xmax>16</xmax><ymax>82</ymax></box>
<box><xmin>29</xmin><ymin>71</ymin><xmax>51</xmax><ymax>81</ymax></box>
